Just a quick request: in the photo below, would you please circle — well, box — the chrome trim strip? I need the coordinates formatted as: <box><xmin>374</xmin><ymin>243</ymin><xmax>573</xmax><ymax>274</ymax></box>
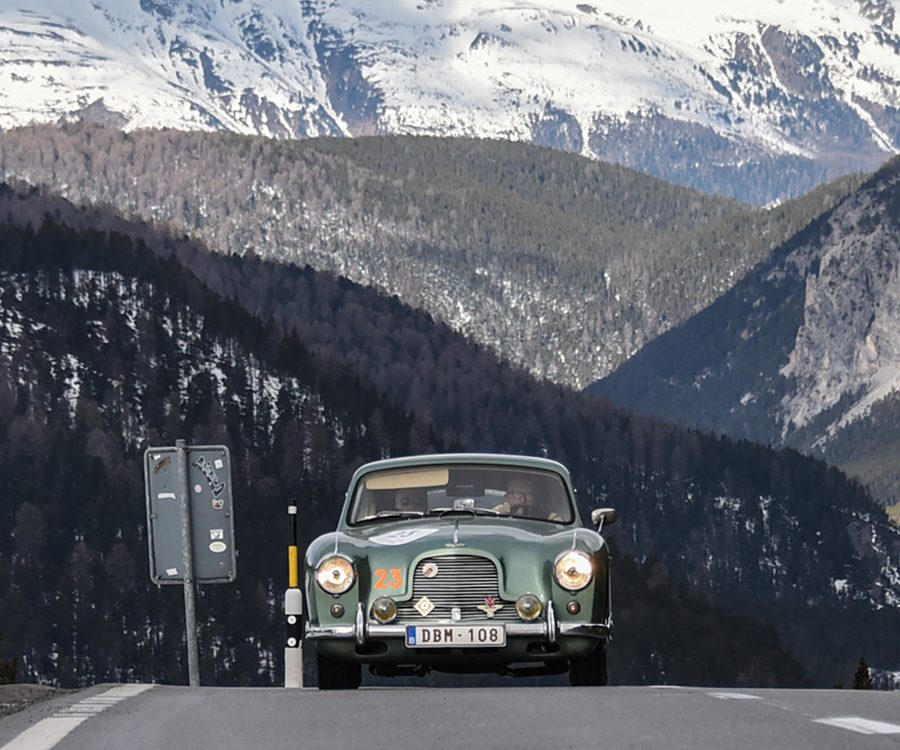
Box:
<box><xmin>305</xmin><ymin>620</ymin><xmax>611</xmax><ymax>641</ymax></box>
<box><xmin>558</xmin><ymin>622</ymin><xmax>610</xmax><ymax>639</ymax></box>
<box><xmin>306</xmin><ymin>625</ymin><xmax>357</xmax><ymax>640</ymax></box>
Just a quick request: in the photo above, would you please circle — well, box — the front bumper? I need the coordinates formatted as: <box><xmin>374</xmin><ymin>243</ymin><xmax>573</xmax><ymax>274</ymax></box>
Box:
<box><xmin>306</xmin><ymin>602</ymin><xmax>612</xmax><ymax>646</ymax></box>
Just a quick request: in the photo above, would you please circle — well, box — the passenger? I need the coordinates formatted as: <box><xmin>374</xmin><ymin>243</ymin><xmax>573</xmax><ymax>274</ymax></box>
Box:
<box><xmin>395</xmin><ymin>488</ymin><xmax>427</xmax><ymax>513</ymax></box>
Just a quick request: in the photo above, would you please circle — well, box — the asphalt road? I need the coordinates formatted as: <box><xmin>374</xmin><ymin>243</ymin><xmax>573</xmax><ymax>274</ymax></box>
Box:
<box><xmin>1</xmin><ymin>683</ymin><xmax>899</xmax><ymax>750</ymax></box>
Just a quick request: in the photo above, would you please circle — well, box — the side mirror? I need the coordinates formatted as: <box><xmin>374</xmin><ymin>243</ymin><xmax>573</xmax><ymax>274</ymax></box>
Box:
<box><xmin>591</xmin><ymin>508</ymin><xmax>618</xmax><ymax>530</ymax></box>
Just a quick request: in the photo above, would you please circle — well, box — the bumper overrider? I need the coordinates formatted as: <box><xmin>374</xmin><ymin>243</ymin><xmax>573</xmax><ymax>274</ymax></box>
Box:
<box><xmin>306</xmin><ymin>602</ymin><xmax>612</xmax><ymax>646</ymax></box>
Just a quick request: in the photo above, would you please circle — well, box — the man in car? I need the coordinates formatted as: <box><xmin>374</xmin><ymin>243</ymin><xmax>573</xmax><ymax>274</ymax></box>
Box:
<box><xmin>493</xmin><ymin>476</ymin><xmax>560</xmax><ymax>520</ymax></box>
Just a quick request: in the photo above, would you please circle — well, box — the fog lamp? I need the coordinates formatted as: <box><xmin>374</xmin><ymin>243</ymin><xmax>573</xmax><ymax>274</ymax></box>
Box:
<box><xmin>371</xmin><ymin>597</ymin><xmax>398</xmax><ymax>624</ymax></box>
<box><xmin>515</xmin><ymin>593</ymin><xmax>543</xmax><ymax>621</ymax></box>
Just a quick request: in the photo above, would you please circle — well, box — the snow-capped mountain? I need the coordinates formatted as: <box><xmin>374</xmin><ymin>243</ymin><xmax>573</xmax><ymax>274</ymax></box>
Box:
<box><xmin>1</xmin><ymin>0</ymin><xmax>898</xmax><ymax>203</ymax></box>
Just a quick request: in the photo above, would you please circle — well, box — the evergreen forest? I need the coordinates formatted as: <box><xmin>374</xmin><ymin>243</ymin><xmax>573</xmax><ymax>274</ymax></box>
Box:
<box><xmin>1</xmin><ymin>185</ymin><xmax>899</xmax><ymax>688</ymax></box>
<box><xmin>0</xmin><ymin>124</ymin><xmax>864</xmax><ymax>388</ymax></box>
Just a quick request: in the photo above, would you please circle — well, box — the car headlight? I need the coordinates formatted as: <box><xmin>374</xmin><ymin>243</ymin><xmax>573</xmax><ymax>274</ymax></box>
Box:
<box><xmin>554</xmin><ymin>550</ymin><xmax>593</xmax><ymax>591</ymax></box>
<box><xmin>315</xmin><ymin>555</ymin><xmax>356</xmax><ymax>594</ymax></box>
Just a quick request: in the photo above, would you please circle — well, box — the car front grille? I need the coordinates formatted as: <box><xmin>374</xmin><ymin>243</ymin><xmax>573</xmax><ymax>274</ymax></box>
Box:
<box><xmin>394</xmin><ymin>554</ymin><xmax>519</xmax><ymax>622</ymax></box>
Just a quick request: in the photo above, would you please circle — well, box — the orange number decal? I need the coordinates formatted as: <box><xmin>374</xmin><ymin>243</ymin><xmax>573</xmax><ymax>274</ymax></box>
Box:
<box><xmin>374</xmin><ymin>568</ymin><xmax>404</xmax><ymax>589</ymax></box>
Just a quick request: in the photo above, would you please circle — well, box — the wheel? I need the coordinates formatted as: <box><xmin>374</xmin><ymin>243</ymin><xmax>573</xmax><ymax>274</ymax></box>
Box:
<box><xmin>569</xmin><ymin>642</ymin><xmax>608</xmax><ymax>686</ymax></box>
<box><xmin>316</xmin><ymin>648</ymin><xmax>361</xmax><ymax>690</ymax></box>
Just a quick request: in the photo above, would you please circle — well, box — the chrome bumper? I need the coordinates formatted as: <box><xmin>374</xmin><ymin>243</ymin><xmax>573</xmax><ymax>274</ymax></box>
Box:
<box><xmin>305</xmin><ymin>603</ymin><xmax>612</xmax><ymax>645</ymax></box>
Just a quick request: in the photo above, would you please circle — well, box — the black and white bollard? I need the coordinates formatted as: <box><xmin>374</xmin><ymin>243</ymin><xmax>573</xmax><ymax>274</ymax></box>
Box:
<box><xmin>285</xmin><ymin>504</ymin><xmax>304</xmax><ymax>688</ymax></box>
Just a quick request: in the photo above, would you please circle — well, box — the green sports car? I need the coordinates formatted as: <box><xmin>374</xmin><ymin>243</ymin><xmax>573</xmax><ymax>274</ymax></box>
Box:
<box><xmin>304</xmin><ymin>453</ymin><xmax>616</xmax><ymax>689</ymax></box>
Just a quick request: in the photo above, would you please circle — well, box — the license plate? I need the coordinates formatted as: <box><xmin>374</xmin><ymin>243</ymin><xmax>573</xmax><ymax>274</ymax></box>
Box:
<box><xmin>405</xmin><ymin>624</ymin><xmax>506</xmax><ymax>648</ymax></box>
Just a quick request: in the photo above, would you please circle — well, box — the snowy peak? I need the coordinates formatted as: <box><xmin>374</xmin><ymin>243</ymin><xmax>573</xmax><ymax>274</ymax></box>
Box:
<box><xmin>0</xmin><ymin>0</ymin><xmax>345</xmax><ymax>136</ymax></box>
<box><xmin>1</xmin><ymin>0</ymin><xmax>898</xmax><ymax>201</ymax></box>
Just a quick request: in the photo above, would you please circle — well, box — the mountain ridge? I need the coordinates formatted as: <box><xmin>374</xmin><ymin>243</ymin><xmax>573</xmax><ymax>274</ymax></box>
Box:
<box><xmin>589</xmin><ymin>154</ymin><xmax>900</xmax><ymax>503</ymax></box>
<box><xmin>0</xmin><ymin>124</ymin><xmax>865</xmax><ymax>388</ymax></box>
<box><xmin>0</xmin><ymin>0</ymin><xmax>898</xmax><ymax>202</ymax></box>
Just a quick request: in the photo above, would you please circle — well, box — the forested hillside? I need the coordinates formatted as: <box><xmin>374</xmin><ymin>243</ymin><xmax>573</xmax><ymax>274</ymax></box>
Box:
<box><xmin>0</xmin><ymin>216</ymin><xmax>415</xmax><ymax>686</ymax></box>
<box><xmin>590</xmin><ymin>155</ymin><xmax>900</xmax><ymax>506</ymax></box>
<box><xmin>0</xmin><ymin>125</ymin><xmax>863</xmax><ymax>387</ymax></box>
<box><xmin>1</xmin><ymin>184</ymin><xmax>898</xmax><ymax>687</ymax></box>
<box><xmin>0</xmin><ymin>202</ymin><xmax>813</xmax><ymax>688</ymax></box>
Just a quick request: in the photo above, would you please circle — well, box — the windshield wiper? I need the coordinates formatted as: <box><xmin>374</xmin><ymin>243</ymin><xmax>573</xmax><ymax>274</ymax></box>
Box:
<box><xmin>357</xmin><ymin>511</ymin><xmax>425</xmax><ymax>523</ymax></box>
<box><xmin>431</xmin><ymin>507</ymin><xmax>501</xmax><ymax>518</ymax></box>
<box><xmin>493</xmin><ymin>512</ymin><xmax>563</xmax><ymax>523</ymax></box>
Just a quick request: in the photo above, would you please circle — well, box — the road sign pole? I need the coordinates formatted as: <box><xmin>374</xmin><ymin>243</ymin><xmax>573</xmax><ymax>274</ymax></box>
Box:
<box><xmin>176</xmin><ymin>439</ymin><xmax>201</xmax><ymax>688</ymax></box>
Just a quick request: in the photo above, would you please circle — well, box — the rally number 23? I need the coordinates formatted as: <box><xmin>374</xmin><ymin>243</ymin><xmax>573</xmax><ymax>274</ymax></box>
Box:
<box><xmin>374</xmin><ymin>568</ymin><xmax>404</xmax><ymax>589</ymax></box>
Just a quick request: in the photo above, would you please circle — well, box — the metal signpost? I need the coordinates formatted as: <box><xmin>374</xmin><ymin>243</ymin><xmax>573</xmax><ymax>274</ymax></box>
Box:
<box><xmin>144</xmin><ymin>441</ymin><xmax>236</xmax><ymax>687</ymax></box>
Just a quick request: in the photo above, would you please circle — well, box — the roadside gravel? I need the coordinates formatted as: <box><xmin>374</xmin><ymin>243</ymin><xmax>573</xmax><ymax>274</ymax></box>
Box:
<box><xmin>0</xmin><ymin>684</ymin><xmax>73</xmax><ymax>718</ymax></box>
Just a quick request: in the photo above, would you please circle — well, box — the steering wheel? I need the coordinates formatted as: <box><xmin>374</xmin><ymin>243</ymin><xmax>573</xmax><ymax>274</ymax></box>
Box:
<box><xmin>510</xmin><ymin>503</ymin><xmax>546</xmax><ymax>518</ymax></box>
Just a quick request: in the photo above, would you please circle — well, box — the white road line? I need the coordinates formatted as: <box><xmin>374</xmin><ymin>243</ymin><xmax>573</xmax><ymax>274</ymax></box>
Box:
<box><xmin>815</xmin><ymin>717</ymin><xmax>900</xmax><ymax>735</ymax></box>
<box><xmin>708</xmin><ymin>692</ymin><xmax>762</xmax><ymax>701</ymax></box>
<box><xmin>0</xmin><ymin>684</ymin><xmax>153</xmax><ymax>750</ymax></box>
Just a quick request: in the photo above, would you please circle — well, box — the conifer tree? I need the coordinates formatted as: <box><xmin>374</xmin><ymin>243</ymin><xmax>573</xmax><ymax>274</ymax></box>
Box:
<box><xmin>852</xmin><ymin>657</ymin><xmax>873</xmax><ymax>690</ymax></box>
<box><xmin>0</xmin><ymin>630</ymin><xmax>18</xmax><ymax>684</ymax></box>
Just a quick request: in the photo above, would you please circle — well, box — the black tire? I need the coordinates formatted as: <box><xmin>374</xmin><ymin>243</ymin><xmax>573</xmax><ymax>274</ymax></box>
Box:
<box><xmin>316</xmin><ymin>648</ymin><xmax>361</xmax><ymax>690</ymax></box>
<box><xmin>569</xmin><ymin>642</ymin><xmax>608</xmax><ymax>686</ymax></box>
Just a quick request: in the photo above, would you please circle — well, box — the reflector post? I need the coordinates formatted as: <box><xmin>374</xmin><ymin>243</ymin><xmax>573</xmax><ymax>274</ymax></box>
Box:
<box><xmin>285</xmin><ymin>504</ymin><xmax>304</xmax><ymax>688</ymax></box>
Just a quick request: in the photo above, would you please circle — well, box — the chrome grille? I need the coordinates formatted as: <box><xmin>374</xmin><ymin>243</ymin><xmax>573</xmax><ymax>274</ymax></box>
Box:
<box><xmin>395</xmin><ymin>555</ymin><xmax>519</xmax><ymax>622</ymax></box>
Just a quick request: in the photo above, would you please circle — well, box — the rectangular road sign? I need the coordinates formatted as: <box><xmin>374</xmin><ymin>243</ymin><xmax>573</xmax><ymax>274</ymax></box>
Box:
<box><xmin>144</xmin><ymin>444</ymin><xmax>236</xmax><ymax>585</ymax></box>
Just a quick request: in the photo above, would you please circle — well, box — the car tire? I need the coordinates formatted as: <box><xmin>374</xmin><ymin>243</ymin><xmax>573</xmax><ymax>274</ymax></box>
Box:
<box><xmin>568</xmin><ymin>642</ymin><xmax>608</xmax><ymax>686</ymax></box>
<box><xmin>316</xmin><ymin>648</ymin><xmax>362</xmax><ymax>690</ymax></box>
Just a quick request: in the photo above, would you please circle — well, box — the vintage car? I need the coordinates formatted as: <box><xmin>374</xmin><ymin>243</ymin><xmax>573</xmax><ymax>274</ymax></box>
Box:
<box><xmin>304</xmin><ymin>453</ymin><xmax>616</xmax><ymax>689</ymax></box>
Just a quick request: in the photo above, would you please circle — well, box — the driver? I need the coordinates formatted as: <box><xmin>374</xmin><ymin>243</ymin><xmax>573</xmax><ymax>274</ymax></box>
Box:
<box><xmin>493</xmin><ymin>476</ymin><xmax>559</xmax><ymax>519</ymax></box>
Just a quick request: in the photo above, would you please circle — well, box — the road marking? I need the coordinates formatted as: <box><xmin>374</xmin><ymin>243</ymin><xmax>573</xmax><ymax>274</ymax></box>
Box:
<box><xmin>0</xmin><ymin>684</ymin><xmax>153</xmax><ymax>750</ymax></box>
<box><xmin>708</xmin><ymin>692</ymin><xmax>762</xmax><ymax>701</ymax></box>
<box><xmin>815</xmin><ymin>717</ymin><xmax>900</xmax><ymax>735</ymax></box>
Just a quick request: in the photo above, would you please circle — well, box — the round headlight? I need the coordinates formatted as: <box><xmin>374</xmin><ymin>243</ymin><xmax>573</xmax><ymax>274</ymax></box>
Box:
<box><xmin>515</xmin><ymin>593</ymin><xmax>543</xmax><ymax>621</ymax></box>
<box><xmin>315</xmin><ymin>555</ymin><xmax>356</xmax><ymax>594</ymax></box>
<box><xmin>371</xmin><ymin>597</ymin><xmax>398</xmax><ymax>624</ymax></box>
<box><xmin>554</xmin><ymin>550</ymin><xmax>593</xmax><ymax>591</ymax></box>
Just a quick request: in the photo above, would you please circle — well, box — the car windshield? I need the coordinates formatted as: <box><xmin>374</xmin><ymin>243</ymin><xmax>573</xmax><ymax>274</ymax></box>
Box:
<box><xmin>349</xmin><ymin>464</ymin><xmax>574</xmax><ymax>524</ymax></box>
